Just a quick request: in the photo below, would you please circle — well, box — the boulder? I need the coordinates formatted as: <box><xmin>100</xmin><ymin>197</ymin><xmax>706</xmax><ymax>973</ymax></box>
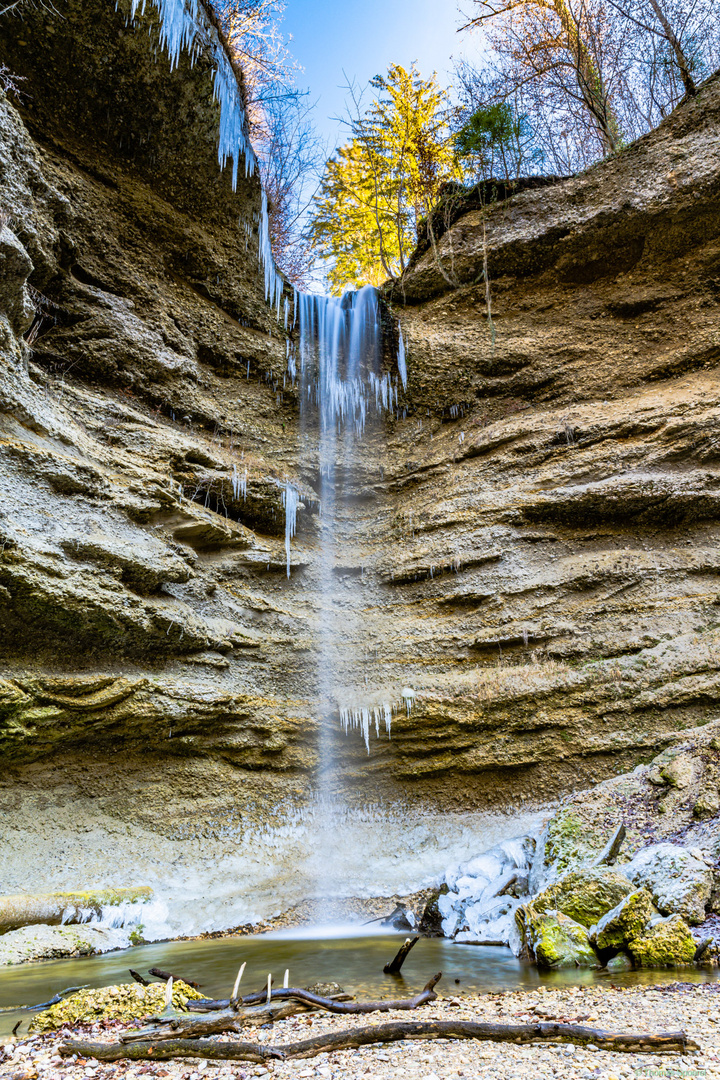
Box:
<box><xmin>594</xmin><ymin>888</ymin><xmax>656</xmax><ymax>950</ymax></box>
<box><xmin>605</xmin><ymin>952</ymin><xmax>634</xmax><ymax>973</ymax></box>
<box><xmin>0</xmin><ymin>923</ymin><xmax>127</xmax><ymax>965</ymax></box>
<box><xmin>628</xmin><ymin>914</ymin><xmax>697</xmax><ymax>968</ymax></box>
<box><xmin>523</xmin><ymin>868</ymin><xmax>634</xmax><ymax>930</ymax></box>
<box><xmin>659</xmin><ymin>752</ymin><xmax>696</xmax><ymax>789</ymax></box>
<box><xmin>694</xmin><ymin>786</ymin><xmax>720</xmax><ymax>819</ymax></box>
<box><xmin>625</xmin><ymin>844</ymin><xmax>712</xmax><ymax>925</ymax></box>
<box><xmin>527</xmin><ymin>910</ymin><xmax>598</xmax><ymax>970</ymax></box>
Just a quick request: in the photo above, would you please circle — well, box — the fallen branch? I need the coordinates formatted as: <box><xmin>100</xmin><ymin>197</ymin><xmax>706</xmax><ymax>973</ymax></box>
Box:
<box><xmin>129</xmin><ymin>970</ymin><xmax>150</xmax><ymax>987</ymax></box>
<box><xmin>384</xmin><ymin>936</ymin><xmax>420</xmax><ymax>975</ymax></box>
<box><xmin>148</xmin><ymin>968</ymin><xmax>202</xmax><ymax>990</ymax></box>
<box><xmin>0</xmin><ymin>986</ymin><xmax>88</xmax><ymax>1013</ymax></box>
<box><xmin>61</xmin><ymin>1018</ymin><xmax>699</xmax><ymax>1062</ymax></box>
<box><xmin>183</xmin><ymin>976</ymin><xmax>438</xmax><ymax>1016</ymax></box>
<box><xmin>594</xmin><ymin>824</ymin><xmax>626</xmax><ymax>867</ymax></box>
<box><xmin>121</xmin><ymin>1001</ymin><xmax>304</xmax><ymax>1041</ymax></box>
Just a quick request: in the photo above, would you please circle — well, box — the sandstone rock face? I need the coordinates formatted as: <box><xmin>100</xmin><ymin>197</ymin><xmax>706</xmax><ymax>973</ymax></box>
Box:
<box><xmin>625</xmin><ymin>843</ymin><xmax>713</xmax><ymax>925</ymax></box>
<box><xmin>1</xmin><ymin>0</ymin><xmax>720</xmax><ymax>930</ymax></box>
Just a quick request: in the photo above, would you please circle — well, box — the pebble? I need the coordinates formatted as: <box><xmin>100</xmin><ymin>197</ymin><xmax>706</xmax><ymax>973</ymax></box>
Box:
<box><xmin>2</xmin><ymin>983</ymin><xmax>720</xmax><ymax>1080</ymax></box>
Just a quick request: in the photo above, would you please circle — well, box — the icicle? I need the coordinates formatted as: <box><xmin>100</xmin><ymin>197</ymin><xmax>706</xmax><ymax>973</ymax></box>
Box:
<box><xmin>232</xmin><ymin>464</ymin><xmax>247</xmax><ymax>501</ymax></box>
<box><xmin>397</xmin><ymin>329</ymin><xmax>408</xmax><ymax>390</ymax></box>
<box><xmin>259</xmin><ymin>190</ymin><xmax>285</xmax><ymax>308</ymax></box>
<box><xmin>281</xmin><ymin>481</ymin><xmax>298</xmax><ymax>578</ymax></box>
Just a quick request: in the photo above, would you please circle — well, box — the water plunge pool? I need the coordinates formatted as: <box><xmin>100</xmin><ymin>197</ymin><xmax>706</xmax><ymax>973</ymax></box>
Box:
<box><xmin>1</xmin><ymin>932</ymin><xmax>717</xmax><ymax>1039</ymax></box>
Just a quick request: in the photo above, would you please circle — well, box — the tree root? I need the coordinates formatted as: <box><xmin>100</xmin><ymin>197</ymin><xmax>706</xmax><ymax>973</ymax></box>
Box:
<box><xmin>60</xmin><ymin>1019</ymin><xmax>699</xmax><ymax>1062</ymax></box>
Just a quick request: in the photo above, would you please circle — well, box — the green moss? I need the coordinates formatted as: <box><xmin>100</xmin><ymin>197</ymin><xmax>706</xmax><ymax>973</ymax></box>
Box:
<box><xmin>528</xmin><ymin>869</ymin><xmax>633</xmax><ymax>929</ymax></box>
<box><xmin>529</xmin><ymin>911</ymin><xmax>598</xmax><ymax>970</ymax></box>
<box><xmin>544</xmin><ymin>809</ymin><xmax>607</xmax><ymax>875</ymax></box>
<box><xmin>595</xmin><ymin>888</ymin><xmax>655</xmax><ymax>949</ymax></box>
<box><xmin>29</xmin><ymin>980</ymin><xmax>204</xmax><ymax>1032</ymax></box>
<box><xmin>628</xmin><ymin>914</ymin><xmax>696</xmax><ymax>968</ymax></box>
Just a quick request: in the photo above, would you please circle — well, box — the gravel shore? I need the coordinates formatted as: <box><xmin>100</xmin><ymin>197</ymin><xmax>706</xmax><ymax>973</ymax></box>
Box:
<box><xmin>2</xmin><ymin>982</ymin><xmax>719</xmax><ymax>1080</ymax></box>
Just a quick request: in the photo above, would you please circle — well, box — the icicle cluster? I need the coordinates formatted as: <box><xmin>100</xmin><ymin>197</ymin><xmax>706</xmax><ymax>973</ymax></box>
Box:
<box><xmin>231</xmin><ymin>463</ymin><xmax>247</xmax><ymax>501</ymax></box>
<box><xmin>338</xmin><ymin>689</ymin><xmax>415</xmax><ymax>753</ymax></box>
<box><xmin>129</xmin><ymin>0</ymin><xmax>255</xmax><ymax>190</ymax></box>
<box><xmin>259</xmin><ymin>190</ymin><xmax>285</xmax><ymax>311</ymax></box>
<box><xmin>339</xmin><ymin>703</ymin><xmax>393</xmax><ymax>753</ymax></box>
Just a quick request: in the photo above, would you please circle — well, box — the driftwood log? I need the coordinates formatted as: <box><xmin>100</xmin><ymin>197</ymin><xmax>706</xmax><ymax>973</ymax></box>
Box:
<box><xmin>383</xmin><ymin>936</ymin><xmax>420</xmax><ymax>974</ymax></box>
<box><xmin>61</xmin><ymin>1019</ymin><xmax>699</xmax><ymax>1063</ymax></box>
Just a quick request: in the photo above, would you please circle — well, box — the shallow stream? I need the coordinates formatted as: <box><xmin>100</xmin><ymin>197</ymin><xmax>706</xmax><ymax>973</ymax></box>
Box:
<box><xmin>1</xmin><ymin>931</ymin><xmax>718</xmax><ymax>1040</ymax></box>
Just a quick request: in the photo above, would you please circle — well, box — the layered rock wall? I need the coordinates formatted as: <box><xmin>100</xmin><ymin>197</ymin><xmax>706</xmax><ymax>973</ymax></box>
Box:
<box><xmin>1</xmin><ymin>0</ymin><xmax>720</xmax><ymax>929</ymax></box>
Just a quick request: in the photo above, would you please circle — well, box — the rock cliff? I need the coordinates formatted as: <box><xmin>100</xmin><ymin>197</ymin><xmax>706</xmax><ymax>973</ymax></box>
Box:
<box><xmin>1</xmin><ymin>0</ymin><xmax>719</xmax><ymax>931</ymax></box>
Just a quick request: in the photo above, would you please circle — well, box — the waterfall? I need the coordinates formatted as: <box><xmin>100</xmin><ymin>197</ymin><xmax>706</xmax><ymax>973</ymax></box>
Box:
<box><xmin>284</xmin><ymin>284</ymin><xmax>412</xmax><ymax>775</ymax></box>
<box><xmin>294</xmin><ymin>286</ymin><xmax>397</xmax><ymax>435</ymax></box>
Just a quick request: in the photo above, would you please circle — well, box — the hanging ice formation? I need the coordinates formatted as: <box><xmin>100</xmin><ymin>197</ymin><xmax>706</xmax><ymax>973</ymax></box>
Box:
<box><xmin>338</xmin><ymin>693</ymin><xmax>415</xmax><ymax>753</ymax></box>
<box><xmin>231</xmin><ymin>464</ymin><xmax>247</xmax><ymax>501</ymax></box>
<box><xmin>397</xmin><ymin>329</ymin><xmax>408</xmax><ymax>390</ymax></box>
<box><xmin>281</xmin><ymin>482</ymin><xmax>298</xmax><ymax>579</ymax></box>
<box><xmin>128</xmin><ymin>0</ymin><xmax>255</xmax><ymax>190</ymax></box>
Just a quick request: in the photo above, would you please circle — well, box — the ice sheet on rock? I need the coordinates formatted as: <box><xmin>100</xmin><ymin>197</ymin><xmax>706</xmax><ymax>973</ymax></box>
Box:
<box><xmin>441</xmin><ymin>834</ymin><xmax>536</xmax><ymax>945</ymax></box>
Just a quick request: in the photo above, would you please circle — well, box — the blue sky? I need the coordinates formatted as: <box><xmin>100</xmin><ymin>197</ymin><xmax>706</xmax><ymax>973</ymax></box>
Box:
<box><xmin>283</xmin><ymin>0</ymin><xmax>475</xmax><ymax>151</ymax></box>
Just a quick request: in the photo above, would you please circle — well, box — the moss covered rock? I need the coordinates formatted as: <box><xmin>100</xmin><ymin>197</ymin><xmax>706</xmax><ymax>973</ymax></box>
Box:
<box><xmin>525</xmin><ymin>868</ymin><xmax>633</xmax><ymax>930</ymax></box>
<box><xmin>628</xmin><ymin>914</ymin><xmax>697</xmax><ymax>968</ymax></box>
<box><xmin>29</xmin><ymin>980</ymin><xmax>204</xmax><ymax>1032</ymax></box>
<box><xmin>528</xmin><ymin>910</ymin><xmax>597</xmax><ymax>970</ymax></box>
<box><xmin>542</xmin><ymin>810</ymin><xmax>607</xmax><ymax>877</ymax></box>
<box><xmin>595</xmin><ymin>888</ymin><xmax>655</xmax><ymax>950</ymax></box>
<box><xmin>605</xmin><ymin>952</ymin><xmax>634</xmax><ymax>972</ymax></box>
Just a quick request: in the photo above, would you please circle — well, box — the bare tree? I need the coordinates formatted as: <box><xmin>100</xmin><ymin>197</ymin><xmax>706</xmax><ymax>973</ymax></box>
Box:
<box><xmin>605</xmin><ymin>0</ymin><xmax>719</xmax><ymax>99</ymax></box>
<box><xmin>461</xmin><ymin>0</ymin><xmax>625</xmax><ymax>155</ymax></box>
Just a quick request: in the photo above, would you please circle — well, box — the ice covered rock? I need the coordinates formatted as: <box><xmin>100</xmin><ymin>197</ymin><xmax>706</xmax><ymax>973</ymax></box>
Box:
<box><xmin>441</xmin><ymin>834</ymin><xmax>535</xmax><ymax>940</ymax></box>
<box><xmin>625</xmin><ymin>843</ymin><xmax>712</xmax><ymax>925</ymax></box>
